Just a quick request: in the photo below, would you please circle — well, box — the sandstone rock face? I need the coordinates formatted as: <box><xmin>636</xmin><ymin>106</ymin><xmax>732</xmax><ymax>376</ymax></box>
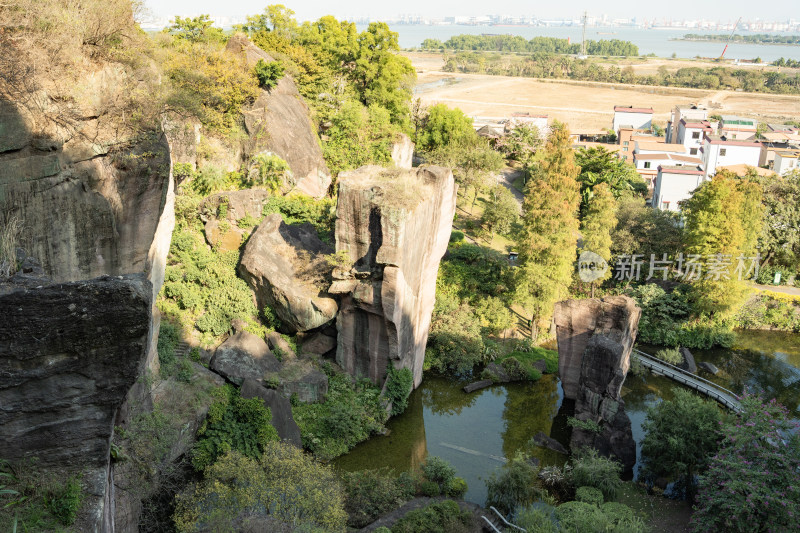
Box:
<box><xmin>240</xmin><ymin>378</ymin><xmax>302</xmax><ymax>447</ymax></box>
<box><xmin>210</xmin><ymin>331</ymin><xmax>281</xmax><ymax>385</ymax></box>
<box><xmin>332</xmin><ymin>166</ymin><xmax>457</xmax><ymax>388</ymax></box>
<box><xmin>0</xmin><ymin>99</ymin><xmax>172</xmax><ymax>284</ymax></box>
<box><xmin>554</xmin><ymin>296</ymin><xmax>640</xmax><ymax>400</ymax></box>
<box><xmin>554</xmin><ymin>296</ymin><xmax>641</xmax><ymax>472</ymax></box>
<box><xmin>391</xmin><ymin>133</ymin><xmax>414</xmax><ymax>169</ymax></box>
<box><xmin>239</xmin><ymin>213</ymin><xmax>338</xmax><ymax>333</ymax></box>
<box><xmin>200</xmin><ymin>189</ymin><xmax>271</xmax><ymax>251</ymax></box>
<box><xmin>226</xmin><ymin>35</ymin><xmax>331</xmax><ymax>199</ymax></box>
<box><xmin>0</xmin><ymin>273</ymin><xmax>152</xmax><ymax>533</ymax></box>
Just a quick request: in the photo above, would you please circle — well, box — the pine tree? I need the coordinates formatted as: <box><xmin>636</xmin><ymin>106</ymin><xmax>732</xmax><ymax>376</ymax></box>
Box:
<box><xmin>580</xmin><ymin>182</ymin><xmax>617</xmax><ymax>295</ymax></box>
<box><xmin>682</xmin><ymin>171</ymin><xmax>763</xmax><ymax>316</ymax></box>
<box><xmin>515</xmin><ymin>122</ymin><xmax>581</xmax><ymax>337</ymax></box>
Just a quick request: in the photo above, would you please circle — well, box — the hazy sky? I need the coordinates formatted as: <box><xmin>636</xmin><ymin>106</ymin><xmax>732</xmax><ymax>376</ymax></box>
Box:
<box><xmin>142</xmin><ymin>0</ymin><xmax>797</xmax><ymax>23</ymax></box>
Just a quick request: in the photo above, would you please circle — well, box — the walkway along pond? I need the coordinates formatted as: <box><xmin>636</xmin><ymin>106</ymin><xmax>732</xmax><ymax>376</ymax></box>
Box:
<box><xmin>333</xmin><ymin>330</ymin><xmax>800</xmax><ymax>505</ymax></box>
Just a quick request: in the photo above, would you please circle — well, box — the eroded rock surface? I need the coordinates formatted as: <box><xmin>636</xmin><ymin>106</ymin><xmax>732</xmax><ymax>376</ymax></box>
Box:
<box><xmin>391</xmin><ymin>133</ymin><xmax>414</xmax><ymax>169</ymax></box>
<box><xmin>226</xmin><ymin>34</ymin><xmax>331</xmax><ymax>198</ymax></box>
<box><xmin>210</xmin><ymin>330</ymin><xmax>281</xmax><ymax>385</ymax></box>
<box><xmin>200</xmin><ymin>188</ymin><xmax>271</xmax><ymax>251</ymax></box>
<box><xmin>331</xmin><ymin>165</ymin><xmax>456</xmax><ymax>388</ymax></box>
<box><xmin>239</xmin><ymin>213</ymin><xmax>338</xmax><ymax>333</ymax></box>
<box><xmin>554</xmin><ymin>296</ymin><xmax>641</xmax><ymax>472</ymax></box>
<box><xmin>240</xmin><ymin>379</ymin><xmax>302</xmax><ymax>447</ymax></box>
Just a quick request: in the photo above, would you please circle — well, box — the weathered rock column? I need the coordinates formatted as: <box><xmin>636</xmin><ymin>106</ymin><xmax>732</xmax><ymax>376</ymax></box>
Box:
<box><xmin>331</xmin><ymin>166</ymin><xmax>456</xmax><ymax>388</ymax></box>
<box><xmin>554</xmin><ymin>295</ymin><xmax>641</xmax><ymax>471</ymax></box>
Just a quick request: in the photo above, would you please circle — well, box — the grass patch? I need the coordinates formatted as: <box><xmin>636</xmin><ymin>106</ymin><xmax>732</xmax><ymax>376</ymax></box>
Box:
<box><xmin>497</xmin><ymin>347</ymin><xmax>558</xmax><ymax>375</ymax></box>
<box><xmin>0</xmin><ymin>464</ymin><xmax>83</xmax><ymax>532</ymax></box>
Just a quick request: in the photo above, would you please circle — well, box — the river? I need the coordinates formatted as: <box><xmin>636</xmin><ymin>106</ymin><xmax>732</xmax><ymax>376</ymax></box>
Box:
<box><xmin>356</xmin><ymin>24</ymin><xmax>800</xmax><ymax>63</ymax></box>
<box><xmin>333</xmin><ymin>330</ymin><xmax>800</xmax><ymax>505</ymax></box>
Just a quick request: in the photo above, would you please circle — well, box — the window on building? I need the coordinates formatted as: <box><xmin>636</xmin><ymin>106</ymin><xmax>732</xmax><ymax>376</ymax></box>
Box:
<box><xmin>720</xmin><ymin>148</ymin><xmax>727</xmax><ymax>156</ymax></box>
<box><xmin>662</xmin><ymin>201</ymin><xmax>670</xmax><ymax>210</ymax></box>
<box><xmin>623</xmin><ymin>147</ymin><xmax>628</xmax><ymax>152</ymax></box>
<box><xmin>644</xmin><ymin>162</ymin><xmax>651</xmax><ymax>169</ymax></box>
<box><xmin>731</xmin><ymin>134</ymin><xmax>737</xmax><ymax>139</ymax></box>
<box><xmin>690</xmin><ymin>148</ymin><xmax>698</xmax><ymax>155</ymax></box>
<box><xmin>692</xmin><ymin>131</ymin><xmax>700</xmax><ymax>139</ymax></box>
<box><xmin>623</xmin><ymin>141</ymin><xmax>629</xmax><ymax>146</ymax></box>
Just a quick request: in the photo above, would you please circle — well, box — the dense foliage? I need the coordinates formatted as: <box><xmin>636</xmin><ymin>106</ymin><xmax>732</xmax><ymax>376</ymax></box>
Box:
<box><xmin>390</xmin><ymin>500</ymin><xmax>475</xmax><ymax>533</ymax></box>
<box><xmin>485</xmin><ymin>453</ymin><xmax>544</xmax><ymax>515</ymax></box>
<box><xmin>292</xmin><ymin>371</ymin><xmax>387</xmax><ymax>460</ymax></box>
<box><xmin>385</xmin><ymin>366</ymin><xmax>414</xmax><ymax>416</ymax></box>
<box><xmin>683</xmin><ymin>33</ymin><xmax>800</xmax><ymax>45</ymax></box>
<box><xmin>516</xmin><ymin>122</ymin><xmax>581</xmax><ymax>337</ymax></box>
<box><xmin>440</xmin><ymin>51</ymin><xmax>800</xmax><ymax>95</ymax></box>
<box><xmin>692</xmin><ymin>395</ymin><xmax>800</xmax><ymax>532</ymax></box>
<box><xmin>192</xmin><ymin>385</ymin><xmax>279</xmax><ymax>471</ymax></box>
<box><xmin>340</xmin><ymin>469</ymin><xmax>414</xmax><ymax>528</ymax></box>
<box><xmin>640</xmin><ymin>389</ymin><xmax>723</xmax><ymax>503</ymax></box>
<box><xmin>422</xmin><ymin>34</ymin><xmax>639</xmax><ymax>56</ymax></box>
<box><xmin>175</xmin><ymin>446</ymin><xmax>346</xmax><ymax>532</ymax></box>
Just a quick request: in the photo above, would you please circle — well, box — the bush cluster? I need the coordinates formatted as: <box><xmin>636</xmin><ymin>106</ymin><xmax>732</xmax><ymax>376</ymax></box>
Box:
<box><xmin>385</xmin><ymin>366</ymin><xmax>414</xmax><ymax>416</ymax></box>
<box><xmin>390</xmin><ymin>500</ymin><xmax>474</xmax><ymax>533</ymax></box>
<box><xmin>192</xmin><ymin>385</ymin><xmax>279</xmax><ymax>471</ymax></box>
<box><xmin>340</xmin><ymin>469</ymin><xmax>414</xmax><ymax>528</ymax></box>
<box><xmin>292</xmin><ymin>372</ymin><xmax>387</xmax><ymax>461</ymax></box>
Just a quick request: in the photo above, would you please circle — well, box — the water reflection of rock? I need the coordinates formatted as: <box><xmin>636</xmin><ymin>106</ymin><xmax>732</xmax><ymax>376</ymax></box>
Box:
<box><xmin>332</xmin><ymin>376</ymin><xmax>428</xmax><ymax>475</ymax></box>
<box><xmin>501</xmin><ymin>376</ymin><xmax>566</xmax><ymax>465</ymax></box>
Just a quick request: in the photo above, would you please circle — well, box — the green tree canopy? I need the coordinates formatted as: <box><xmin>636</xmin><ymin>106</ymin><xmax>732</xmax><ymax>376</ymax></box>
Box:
<box><xmin>611</xmin><ymin>196</ymin><xmax>683</xmax><ymax>259</ymax></box>
<box><xmin>416</xmin><ymin>103</ymin><xmax>476</xmax><ymax>153</ymax></box>
<box><xmin>174</xmin><ymin>445</ymin><xmax>347</xmax><ymax>532</ymax></box>
<box><xmin>580</xmin><ymin>182</ymin><xmax>617</xmax><ymax>285</ymax></box>
<box><xmin>481</xmin><ymin>185</ymin><xmax>520</xmax><ymax>238</ymax></box>
<box><xmin>640</xmin><ymin>388</ymin><xmax>723</xmax><ymax>503</ymax></box>
<box><xmin>682</xmin><ymin>171</ymin><xmax>763</xmax><ymax>316</ymax></box>
<box><xmin>515</xmin><ymin>122</ymin><xmax>581</xmax><ymax>337</ymax></box>
<box><xmin>574</xmin><ymin>146</ymin><xmax>647</xmax><ymax>216</ymax></box>
<box><xmin>168</xmin><ymin>15</ymin><xmax>225</xmax><ymax>43</ymax></box>
<box><xmin>691</xmin><ymin>395</ymin><xmax>800</xmax><ymax>533</ymax></box>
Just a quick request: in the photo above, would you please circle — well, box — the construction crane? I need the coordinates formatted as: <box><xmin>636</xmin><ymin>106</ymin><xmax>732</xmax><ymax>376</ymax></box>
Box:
<box><xmin>718</xmin><ymin>17</ymin><xmax>742</xmax><ymax>60</ymax></box>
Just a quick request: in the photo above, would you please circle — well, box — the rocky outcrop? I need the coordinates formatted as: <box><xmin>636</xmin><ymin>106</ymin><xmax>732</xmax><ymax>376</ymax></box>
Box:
<box><xmin>240</xmin><ymin>379</ymin><xmax>302</xmax><ymax>447</ymax></box>
<box><xmin>698</xmin><ymin>361</ymin><xmax>719</xmax><ymax>375</ymax></box>
<box><xmin>200</xmin><ymin>188</ymin><xmax>271</xmax><ymax>251</ymax></box>
<box><xmin>554</xmin><ymin>296</ymin><xmax>640</xmax><ymax>401</ymax></box>
<box><xmin>226</xmin><ymin>34</ymin><xmax>331</xmax><ymax>199</ymax></box>
<box><xmin>331</xmin><ymin>166</ymin><xmax>457</xmax><ymax>388</ymax></box>
<box><xmin>239</xmin><ymin>213</ymin><xmax>338</xmax><ymax>333</ymax></box>
<box><xmin>210</xmin><ymin>330</ymin><xmax>281</xmax><ymax>385</ymax></box>
<box><xmin>554</xmin><ymin>296</ymin><xmax>641</xmax><ymax>472</ymax></box>
<box><xmin>0</xmin><ymin>273</ymin><xmax>152</xmax><ymax>532</ymax></box>
<box><xmin>391</xmin><ymin>133</ymin><xmax>414</xmax><ymax>169</ymax></box>
<box><xmin>679</xmin><ymin>347</ymin><xmax>697</xmax><ymax>373</ymax></box>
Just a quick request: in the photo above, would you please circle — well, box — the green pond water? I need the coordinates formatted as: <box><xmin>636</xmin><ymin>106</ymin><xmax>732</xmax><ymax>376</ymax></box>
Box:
<box><xmin>333</xmin><ymin>330</ymin><xmax>800</xmax><ymax>505</ymax></box>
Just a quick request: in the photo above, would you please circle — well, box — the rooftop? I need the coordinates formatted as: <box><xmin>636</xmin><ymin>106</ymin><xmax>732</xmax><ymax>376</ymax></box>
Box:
<box><xmin>637</xmin><ymin>141</ymin><xmax>686</xmax><ymax>153</ymax></box>
<box><xmin>721</xmin><ymin>115</ymin><xmax>756</xmax><ymax>126</ymax></box>
<box><xmin>718</xmin><ymin>164</ymin><xmax>778</xmax><ymax>178</ymax></box>
<box><xmin>635</xmin><ymin>153</ymin><xmax>703</xmax><ymax>163</ymax></box>
<box><xmin>704</xmin><ymin>134</ymin><xmax>761</xmax><ymax>147</ymax></box>
<box><xmin>658</xmin><ymin>165</ymin><xmax>704</xmax><ymax>175</ymax></box>
<box><xmin>615</xmin><ymin>105</ymin><xmax>654</xmax><ymax>114</ymax></box>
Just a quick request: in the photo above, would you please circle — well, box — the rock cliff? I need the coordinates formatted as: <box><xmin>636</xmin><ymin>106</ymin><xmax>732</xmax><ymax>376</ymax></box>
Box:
<box><xmin>554</xmin><ymin>296</ymin><xmax>641</xmax><ymax>472</ymax></box>
<box><xmin>0</xmin><ymin>273</ymin><xmax>152</xmax><ymax>531</ymax></box>
<box><xmin>239</xmin><ymin>213</ymin><xmax>338</xmax><ymax>332</ymax></box>
<box><xmin>331</xmin><ymin>166</ymin><xmax>456</xmax><ymax>388</ymax></box>
<box><xmin>226</xmin><ymin>35</ymin><xmax>332</xmax><ymax>198</ymax></box>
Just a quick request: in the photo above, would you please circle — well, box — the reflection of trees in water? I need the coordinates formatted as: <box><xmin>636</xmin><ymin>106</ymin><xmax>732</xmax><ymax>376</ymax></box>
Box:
<box><xmin>500</xmin><ymin>376</ymin><xmax>562</xmax><ymax>464</ymax></box>
<box><xmin>420</xmin><ymin>376</ymin><xmax>482</xmax><ymax>415</ymax></box>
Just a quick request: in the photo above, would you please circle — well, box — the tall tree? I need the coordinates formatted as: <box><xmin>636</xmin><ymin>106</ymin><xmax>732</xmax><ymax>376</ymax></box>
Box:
<box><xmin>515</xmin><ymin>122</ymin><xmax>581</xmax><ymax>337</ymax></box>
<box><xmin>640</xmin><ymin>388</ymin><xmax>723</xmax><ymax>504</ymax></box>
<box><xmin>758</xmin><ymin>169</ymin><xmax>800</xmax><ymax>270</ymax></box>
<box><xmin>574</xmin><ymin>146</ymin><xmax>647</xmax><ymax>216</ymax></box>
<box><xmin>481</xmin><ymin>185</ymin><xmax>520</xmax><ymax>239</ymax></box>
<box><xmin>580</xmin><ymin>182</ymin><xmax>617</xmax><ymax>294</ymax></box>
<box><xmin>682</xmin><ymin>171</ymin><xmax>763</xmax><ymax>316</ymax></box>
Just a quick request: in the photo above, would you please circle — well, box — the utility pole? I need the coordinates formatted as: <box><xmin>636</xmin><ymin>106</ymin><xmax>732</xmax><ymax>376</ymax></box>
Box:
<box><xmin>581</xmin><ymin>11</ymin><xmax>587</xmax><ymax>56</ymax></box>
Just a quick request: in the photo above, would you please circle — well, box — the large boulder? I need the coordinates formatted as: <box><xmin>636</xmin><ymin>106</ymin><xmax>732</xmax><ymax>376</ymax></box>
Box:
<box><xmin>239</xmin><ymin>213</ymin><xmax>338</xmax><ymax>333</ymax></box>
<box><xmin>554</xmin><ymin>296</ymin><xmax>641</xmax><ymax>472</ymax></box>
<box><xmin>679</xmin><ymin>347</ymin><xmax>698</xmax><ymax>373</ymax></box>
<box><xmin>391</xmin><ymin>133</ymin><xmax>414</xmax><ymax>169</ymax></box>
<box><xmin>210</xmin><ymin>330</ymin><xmax>281</xmax><ymax>385</ymax></box>
<box><xmin>226</xmin><ymin>34</ymin><xmax>331</xmax><ymax>199</ymax></box>
<box><xmin>199</xmin><ymin>189</ymin><xmax>272</xmax><ymax>251</ymax></box>
<box><xmin>331</xmin><ymin>166</ymin><xmax>456</xmax><ymax>388</ymax></box>
<box><xmin>240</xmin><ymin>378</ymin><xmax>302</xmax><ymax>447</ymax></box>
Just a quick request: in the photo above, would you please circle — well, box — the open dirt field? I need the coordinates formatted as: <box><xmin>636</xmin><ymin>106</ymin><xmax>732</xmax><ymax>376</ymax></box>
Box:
<box><xmin>407</xmin><ymin>52</ymin><xmax>800</xmax><ymax>132</ymax></box>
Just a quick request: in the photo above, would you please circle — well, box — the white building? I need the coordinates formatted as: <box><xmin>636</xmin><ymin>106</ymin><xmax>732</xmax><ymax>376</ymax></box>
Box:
<box><xmin>675</xmin><ymin>119</ymin><xmax>714</xmax><ymax>157</ymax></box>
<box><xmin>612</xmin><ymin>106</ymin><xmax>653</xmax><ymax>136</ymax></box>
<box><xmin>633</xmin><ymin>153</ymin><xmax>703</xmax><ymax>190</ymax></box>
<box><xmin>774</xmin><ymin>150</ymin><xmax>800</xmax><ymax>176</ymax></box>
<box><xmin>701</xmin><ymin>135</ymin><xmax>762</xmax><ymax>179</ymax></box>
<box><xmin>666</xmin><ymin>104</ymin><xmax>709</xmax><ymax>143</ymax></box>
<box><xmin>652</xmin><ymin>165</ymin><xmax>706</xmax><ymax>212</ymax></box>
<box><xmin>505</xmin><ymin>112</ymin><xmax>550</xmax><ymax>138</ymax></box>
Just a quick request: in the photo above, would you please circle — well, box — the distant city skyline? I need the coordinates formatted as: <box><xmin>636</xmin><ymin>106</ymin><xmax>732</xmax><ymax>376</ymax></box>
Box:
<box><xmin>141</xmin><ymin>1</ymin><xmax>799</xmax><ymax>27</ymax></box>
